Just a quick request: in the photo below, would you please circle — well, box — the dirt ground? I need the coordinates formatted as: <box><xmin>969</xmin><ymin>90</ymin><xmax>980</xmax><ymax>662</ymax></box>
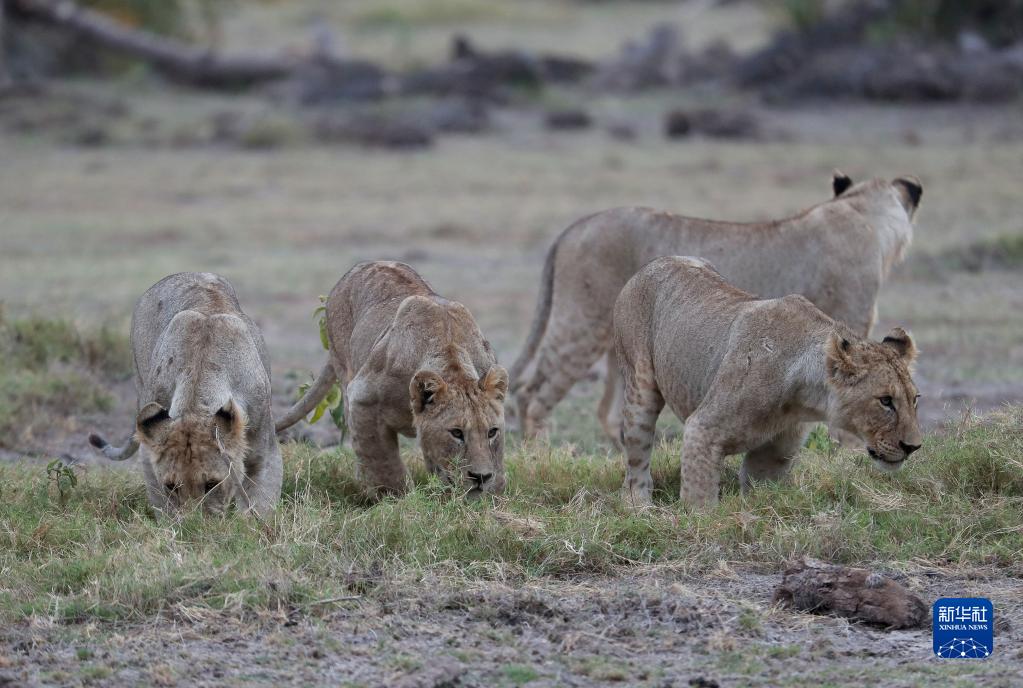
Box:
<box><xmin>2</xmin><ymin>567</ymin><xmax>1020</xmax><ymax>687</ymax></box>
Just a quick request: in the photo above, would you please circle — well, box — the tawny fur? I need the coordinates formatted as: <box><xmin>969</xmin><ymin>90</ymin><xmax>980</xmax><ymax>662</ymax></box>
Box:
<box><xmin>614</xmin><ymin>256</ymin><xmax>923</xmax><ymax>509</ymax></box>
<box><xmin>276</xmin><ymin>262</ymin><xmax>508</xmax><ymax>498</ymax></box>
<box><xmin>89</xmin><ymin>273</ymin><xmax>283</xmax><ymax>516</ymax></box>
<box><xmin>512</xmin><ymin>173</ymin><xmax>923</xmax><ymax>445</ymax></box>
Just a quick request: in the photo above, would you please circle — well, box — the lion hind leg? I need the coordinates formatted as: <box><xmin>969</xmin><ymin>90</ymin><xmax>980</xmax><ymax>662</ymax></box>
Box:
<box><xmin>597</xmin><ymin>348</ymin><xmax>627</xmax><ymax>451</ymax></box>
<box><xmin>619</xmin><ymin>363</ymin><xmax>664</xmax><ymax>506</ymax></box>
<box><xmin>520</xmin><ymin>318</ymin><xmax>610</xmax><ymax>439</ymax></box>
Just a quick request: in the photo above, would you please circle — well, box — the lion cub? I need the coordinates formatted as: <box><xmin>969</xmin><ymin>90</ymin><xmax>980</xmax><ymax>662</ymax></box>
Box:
<box><xmin>614</xmin><ymin>256</ymin><xmax>922</xmax><ymax>508</ymax></box>
<box><xmin>276</xmin><ymin>261</ymin><xmax>508</xmax><ymax>498</ymax></box>
<box><xmin>89</xmin><ymin>272</ymin><xmax>283</xmax><ymax>516</ymax></box>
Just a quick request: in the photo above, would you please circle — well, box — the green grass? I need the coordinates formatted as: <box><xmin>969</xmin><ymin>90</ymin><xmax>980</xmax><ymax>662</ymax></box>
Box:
<box><xmin>351</xmin><ymin>0</ymin><xmax>522</xmax><ymax>29</ymax></box>
<box><xmin>0</xmin><ymin>314</ymin><xmax>131</xmax><ymax>448</ymax></box>
<box><xmin>501</xmin><ymin>663</ymin><xmax>541</xmax><ymax>686</ymax></box>
<box><xmin>939</xmin><ymin>232</ymin><xmax>1023</xmax><ymax>273</ymax></box>
<box><xmin>0</xmin><ymin>408</ymin><xmax>1021</xmax><ymax>624</ymax></box>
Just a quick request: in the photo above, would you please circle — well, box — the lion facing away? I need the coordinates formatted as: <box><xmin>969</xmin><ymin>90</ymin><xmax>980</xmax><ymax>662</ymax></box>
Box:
<box><xmin>89</xmin><ymin>272</ymin><xmax>283</xmax><ymax>516</ymax></box>
<box><xmin>275</xmin><ymin>261</ymin><xmax>508</xmax><ymax>498</ymax></box>
<box><xmin>614</xmin><ymin>256</ymin><xmax>922</xmax><ymax>508</ymax></box>
<box><xmin>511</xmin><ymin>172</ymin><xmax>923</xmax><ymax>445</ymax></box>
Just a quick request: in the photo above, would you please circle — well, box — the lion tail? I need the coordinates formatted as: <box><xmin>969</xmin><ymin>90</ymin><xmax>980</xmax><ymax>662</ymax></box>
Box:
<box><xmin>275</xmin><ymin>361</ymin><xmax>337</xmax><ymax>434</ymax></box>
<box><xmin>88</xmin><ymin>432</ymin><xmax>140</xmax><ymax>461</ymax></box>
<box><xmin>509</xmin><ymin>233</ymin><xmax>559</xmax><ymax>390</ymax></box>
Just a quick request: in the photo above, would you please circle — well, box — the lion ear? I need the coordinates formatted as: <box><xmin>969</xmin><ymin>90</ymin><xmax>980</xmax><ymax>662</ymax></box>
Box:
<box><xmin>824</xmin><ymin>331</ymin><xmax>859</xmax><ymax>385</ymax></box>
<box><xmin>410</xmin><ymin>371</ymin><xmax>447</xmax><ymax>414</ymax></box>
<box><xmin>893</xmin><ymin>176</ymin><xmax>922</xmax><ymax>213</ymax></box>
<box><xmin>832</xmin><ymin>170</ymin><xmax>853</xmax><ymax>197</ymax></box>
<box><xmin>215</xmin><ymin>399</ymin><xmax>247</xmax><ymax>442</ymax></box>
<box><xmin>480</xmin><ymin>366</ymin><xmax>509</xmax><ymax>402</ymax></box>
<box><xmin>136</xmin><ymin>402</ymin><xmax>170</xmax><ymax>443</ymax></box>
<box><xmin>881</xmin><ymin>327</ymin><xmax>917</xmax><ymax>363</ymax></box>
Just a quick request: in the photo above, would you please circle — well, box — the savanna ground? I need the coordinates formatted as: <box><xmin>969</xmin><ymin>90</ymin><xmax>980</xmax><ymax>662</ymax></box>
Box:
<box><xmin>2</xmin><ymin>1</ymin><xmax>1023</xmax><ymax>686</ymax></box>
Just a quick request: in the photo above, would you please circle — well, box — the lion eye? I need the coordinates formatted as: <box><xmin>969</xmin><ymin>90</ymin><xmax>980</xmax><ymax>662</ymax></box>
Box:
<box><xmin>449</xmin><ymin>429</ymin><xmax>464</xmax><ymax>441</ymax></box>
<box><xmin>879</xmin><ymin>396</ymin><xmax>894</xmax><ymax>409</ymax></box>
<box><xmin>488</xmin><ymin>427</ymin><xmax>499</xmax><ymax>439</ymax></box>
<box><xmin>204</xmin><ymin>480</ymin><xmax>219</xmax><ymax>494</ymax></box>
<box><xmin>164</xmin><ymin>481</ymin><xmax>178</xmax><ymax>493</ymax></box>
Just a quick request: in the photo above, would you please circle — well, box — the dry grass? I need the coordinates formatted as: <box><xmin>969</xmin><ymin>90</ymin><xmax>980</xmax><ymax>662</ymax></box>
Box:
<box><xmin>1</xmin><ymin>408</ymin><xmax>1020</xmax><ymax>625</ymax></box>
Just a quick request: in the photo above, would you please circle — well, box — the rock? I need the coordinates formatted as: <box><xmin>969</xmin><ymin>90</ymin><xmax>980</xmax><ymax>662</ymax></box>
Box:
<box><xmin>773</xmin><ymin>557</ymin><xmax>928</xmax><ymax>629</ymax></box>
<box><xmin>71</xmin><ymin>124</ymin><xmax>109</xmax><ymax>146</ymax></box>
<box><xmin>545</xmin><ymin>109</ymin><xmax>592</xmax><ymax>131</ymax></box>
<box><xmin>314</xmin><ymin>114</ymin><xmax>433</xmax><ymax>149</ymax></box>
<box><xmin>664</xmin><ymin>108</ymin><xmax>758</xmax><ymax>140</ymax></box>
<box><xmin>607</xmin><ymin>121</ymin><xmax>638</xmax><ymax>141</ymax></box>
<box><xmin>664</xmin><ymin>110</ymin><xmax>691</xmax><ymax>138</ymax></box>
<box><xmin>688</xmin><ymin>679</ymin><xmax>720</xmax><ymax>688</ymax></box>
<box><xmin>425</xmin><ymin>98</ymin><xmax>489</xmax><ymax>134</ymax></box>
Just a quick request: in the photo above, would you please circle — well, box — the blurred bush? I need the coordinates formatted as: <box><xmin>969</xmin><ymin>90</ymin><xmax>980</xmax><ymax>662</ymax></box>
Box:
<box><xmin>779</xmin><ymin>0</ymin><xmax>1023</xmax><ymax>47</ymax></box>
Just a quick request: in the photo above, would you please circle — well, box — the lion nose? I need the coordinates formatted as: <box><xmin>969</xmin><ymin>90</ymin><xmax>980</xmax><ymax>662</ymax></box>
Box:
<box><xmin>899</xmin><ymin>441</ymin><xmax>921</xmax><ymax>456</ymax></box>
<box><xmin>467</xmin><ymin>471</ymin><xmax>494</xmax><ymax>487</ymax></box>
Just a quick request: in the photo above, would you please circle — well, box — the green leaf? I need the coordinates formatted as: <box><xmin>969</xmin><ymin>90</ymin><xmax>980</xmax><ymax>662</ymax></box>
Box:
<box><xmin>329</xmin><ymin>399</ymin><xmax>346</xmax><ymax>433</ymax></box>
<box><xmin>318</xmin><ymin>318</ymin><xmax>329</xmax><ymax>350</ymax></box>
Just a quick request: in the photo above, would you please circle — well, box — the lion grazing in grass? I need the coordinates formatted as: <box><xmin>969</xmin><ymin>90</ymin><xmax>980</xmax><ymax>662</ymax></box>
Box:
<box><xmin>275</xmin><ymin>261</ymin><xmax>508</xmax><ymax>499</ymax></box>
<box><xmin>614</xmin><ymin>256</ymin><xmax>922</xmax><ymax>509</ymax></box>
<box><xmin>511</xmin><ymin>172</ymin><xmax>923</xmax><ymax>445</ymax></box>
<box><xmin>89</xmin><ymin>272</ymin><xmax>283</xmax><ymax>516</ymax></box>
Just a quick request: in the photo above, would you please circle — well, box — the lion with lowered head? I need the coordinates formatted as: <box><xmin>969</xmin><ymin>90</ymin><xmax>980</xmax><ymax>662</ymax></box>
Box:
<box><xmin>511</xmin><ymin>172</ymin><xmax>923</xmax><ymax>445</ymax></box>
<box><xmin>614</xmin><ymin>256</ymin><xmax>922</xmax><ymax>509</ymax></box>
<box><xmin>89</xmin><ymin>272</ymin><xmax>283</xmax><ymax>516</ymax></box>
<box><xmin>276</xmin><ymin>261</ymin><xmax>508</xmax><ymax>498</ymax></box>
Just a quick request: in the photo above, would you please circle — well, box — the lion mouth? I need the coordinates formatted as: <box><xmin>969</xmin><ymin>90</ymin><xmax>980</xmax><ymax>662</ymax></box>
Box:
<box><xmin>867</xmin><ymin>447</ymin><xmax>905</xmax><ymax>466</ymax></box>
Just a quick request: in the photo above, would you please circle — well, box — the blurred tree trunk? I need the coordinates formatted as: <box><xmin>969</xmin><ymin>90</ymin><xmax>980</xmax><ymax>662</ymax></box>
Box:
<box><xmin>7</xmin><ymin>0</ymin><xmax>296</xmax><ymax>88</ymax></box>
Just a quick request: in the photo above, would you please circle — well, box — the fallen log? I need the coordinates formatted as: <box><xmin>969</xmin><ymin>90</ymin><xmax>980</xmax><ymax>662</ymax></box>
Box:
<box><xmin>6</xmin><ymin>0</ymin><xmax>297</xmax><ymax>87</ymax></box>
<box><xmin>773</xmin><ymin>557</ymin><xmax>928</xmax><ymax>629</ymax></box>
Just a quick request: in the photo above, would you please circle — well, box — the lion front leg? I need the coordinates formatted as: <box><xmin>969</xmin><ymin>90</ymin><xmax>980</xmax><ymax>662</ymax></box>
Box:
<box><xmin>739</xmin><ymin>424</ymin><xmax>805</xmax><ymax>493</ymax></box>
<box><xmin>240</xmin><ymin>440</ymin><xmax>284</xmax><ymax>517</ymax></box>
<box><xmin>349</xmin><ymin>401</ymin><xmax>407</xmax><ymax>498</ymax></box>
<box><xmin>679</xmin><ymin>417</ymin><xmax>724</xmax><ymax>509</ymax></box>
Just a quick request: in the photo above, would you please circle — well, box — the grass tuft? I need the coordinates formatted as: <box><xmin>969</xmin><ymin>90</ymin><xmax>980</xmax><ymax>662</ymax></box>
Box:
<box><xmin>0</xmin><ymin>314</ymin><xmax>131</xmax><ymax>448</ymax></box>
<box><xmin>0</xmin><ymin>408</ymin><xmax>1020</xmax><ymax>624</ymax></box>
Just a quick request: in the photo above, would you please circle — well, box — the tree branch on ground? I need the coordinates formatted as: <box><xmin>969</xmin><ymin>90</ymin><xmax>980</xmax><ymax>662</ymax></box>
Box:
<box><xmin>5</xmin><ymin>0</ymin><xmax>296</xmax><ymax>87</ymax></box>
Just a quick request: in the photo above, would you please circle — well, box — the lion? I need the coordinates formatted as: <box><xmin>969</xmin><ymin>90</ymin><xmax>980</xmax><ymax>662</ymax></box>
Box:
<box><xmin>275</xmin><ymin>261</ymin><xmax>508</xmax><ymax>498</ymax></box>
<box><xmin>614</xmin><ymin>256</ymin><xmax>922</xmax><ymax>508</ymax></box>
<box><xmin>89</xmin><ymin>272</ymin><xmax>283</xmax><ymax>516</ymax></box>
<box><xmin>510</xmin><ymin>172</ymin><xmax>923</xmax><ymax>445</ymax></box>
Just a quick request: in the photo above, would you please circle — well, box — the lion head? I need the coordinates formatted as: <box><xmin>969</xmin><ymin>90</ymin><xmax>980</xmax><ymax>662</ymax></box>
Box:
<box><xmin>825</xmin><ymin>327</ymin><xmax>922</xmax><ymax>471</ymax></box>
<box><xmin>135</xmin><ymin>399</ymin><xmax>248</xmax><ymax>514</ymax></box>
<box><xmin>410</xmin><ymin>362</ymin><xmax>508</xmax><ymax>498</ymax></box>
<box><xmin>831</xmin><ymin>171</ymin><xmax>923</xmax><ymax>220</ymax></box>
